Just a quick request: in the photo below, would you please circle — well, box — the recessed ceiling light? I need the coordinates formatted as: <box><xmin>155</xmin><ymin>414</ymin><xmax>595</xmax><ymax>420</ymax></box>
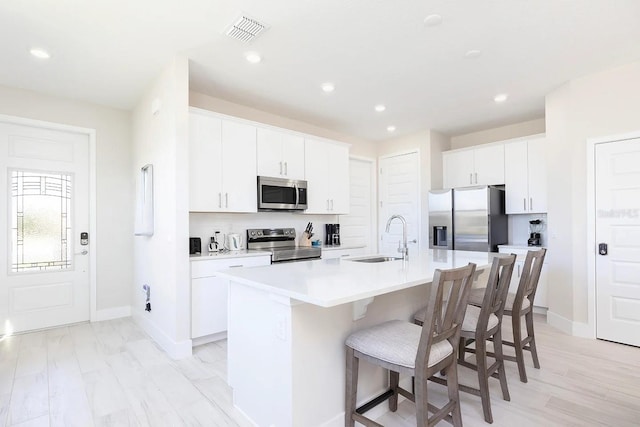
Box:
<box><xmin>375</xmin><ymin>104</ymin><xmax>386</xmax><ymax>112</ymax></box>
<box><xmin>387</xmin><ymin>125</ymin><xmax>396</xmax><ymax>132</ymax></box>
<box><xmin>29</xmin><ymin>48</ymin><xmax>50</xmax><ymax>59</ymax></box>
<box><xmin>494</xmin><ymin>93</ymin><xmax>508</xmax><ymax>103</ymax></box>
<box><xmin>464</xmin><ymin>49</ymin><xmax>482</xmax><ymax>59</ymax></box>
<box><xmin>245</xmin><ymin>52</ymin><xmax>261</xmax><ymax>64</ymax></box>
<box><xmin>321</xmin><ymin>82</ymin><xmax>335</xmax><ymax>93</ymax></box>
<box><xmin>424</xmin><ymin>14</ymin><xmax>443</xmax><ymax>27</ymax></box>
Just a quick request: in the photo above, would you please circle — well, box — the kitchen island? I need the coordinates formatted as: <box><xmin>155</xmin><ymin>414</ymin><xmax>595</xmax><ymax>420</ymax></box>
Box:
<box><xmin>217</xmin><ymin>249</ymin><xmax>493</xmax><ymax>427</ymax></box>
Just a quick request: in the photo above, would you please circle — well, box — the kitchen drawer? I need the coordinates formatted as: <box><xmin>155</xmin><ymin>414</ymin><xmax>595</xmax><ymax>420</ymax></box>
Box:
<box><xmin>322</xmin><ymin>247</ymin><xmax>366</xmax><ymax>260</ymax></box>
<box><xmin>191</xmin><ymin>255</ymin><xmax>270</xmax><ymax>278</ymax></box>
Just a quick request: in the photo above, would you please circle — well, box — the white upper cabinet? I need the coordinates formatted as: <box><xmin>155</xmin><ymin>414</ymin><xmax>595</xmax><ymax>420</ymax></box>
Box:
<box><xmin>504</xmin><ymin>136</ymin><xmax>547</xmax><ymax>214</ymax></box>
<box><xmin>304</xmin><ymin>138</ymin><xmax>350</xmax><ymax>214</ymax></box>
<box><xmin>443</xmin><ymin>144</ymin><xmax>504</xmax><ymax>188</ymax></box>
<box><xmin>189</xmin><ymin>109</ymin><xmax>257</xmax><ymax>213</ymax></box>
<box><xmin>257</xmin><ymin>128</ymin><xmax>305</xmax><ymax>180</ymax></box>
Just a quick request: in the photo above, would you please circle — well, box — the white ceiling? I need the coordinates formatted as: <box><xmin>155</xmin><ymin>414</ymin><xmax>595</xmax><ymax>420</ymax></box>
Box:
<box><xmin>2</xmin><ymin>1</ymin><xmax>640</xmax><ymax>141</ymax></box>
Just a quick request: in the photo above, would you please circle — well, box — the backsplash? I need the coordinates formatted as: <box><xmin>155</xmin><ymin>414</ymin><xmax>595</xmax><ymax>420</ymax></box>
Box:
<box><xmin>508</xmin><ymin>213</ymin><xmax>548</xmax><ymax>247</ymax></box>
<box><xmin>189</xmin><ymin>212</ymin><xmax>339</xmax><ymax>249</ymax></box>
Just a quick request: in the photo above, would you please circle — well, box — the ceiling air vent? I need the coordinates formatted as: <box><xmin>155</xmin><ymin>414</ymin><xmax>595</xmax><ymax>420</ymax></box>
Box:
<box><xmin>225</xmin><ymin>15</ymin><xmax>268</xmax><ymax>43</ymax></box>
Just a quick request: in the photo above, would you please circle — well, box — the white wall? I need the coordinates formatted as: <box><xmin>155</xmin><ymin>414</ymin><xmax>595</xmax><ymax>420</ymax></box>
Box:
<box><xmin>0</xmin><ymin>84</ymin><xmax>133</xmax><ymax>315</ymax></box>
<box><xmin>545</xmin><ymin>59</ymin><xmax>640</xmax><ymax>328</ymax></box>
<box><xmin>132</xmin><ymin>57</ymin><xmax>191</xmax><ymax>358</ymax></box>
<box><xmin>450</xmin><ymin>118</ymin><xmax>545</xmax><ymax>149</ymax></box>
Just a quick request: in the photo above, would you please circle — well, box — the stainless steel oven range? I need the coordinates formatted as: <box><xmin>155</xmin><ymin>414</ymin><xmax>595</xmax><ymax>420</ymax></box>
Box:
<box><xmin>246</xmin><ymin>228</ymin><xmax>321</xmax><ymax>263</ymax></box>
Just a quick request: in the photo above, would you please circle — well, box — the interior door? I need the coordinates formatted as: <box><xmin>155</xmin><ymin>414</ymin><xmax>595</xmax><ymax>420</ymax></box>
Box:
<box><xmin>0</xmin><ymin>121</ymin><xmax>90</xmax><ymax>335</ymax></box>
<box><xmin>595</xmin><ymin>137</ymin><xmax>640</xmax><ymax>347</ymax></box>
<box><xmin>378</xmin><ymin>152</ymin><xmax>420</xmax><ymax>255</ymax></box>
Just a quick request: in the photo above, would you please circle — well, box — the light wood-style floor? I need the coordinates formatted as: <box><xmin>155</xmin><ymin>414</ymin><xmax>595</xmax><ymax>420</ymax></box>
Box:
<box><xmin>0</xmin><ymin>315</ymin><xmax>638</xmax><ymax>426</ymax></box>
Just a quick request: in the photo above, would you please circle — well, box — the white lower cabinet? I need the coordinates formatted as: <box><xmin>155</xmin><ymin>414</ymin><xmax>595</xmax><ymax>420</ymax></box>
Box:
<box><xmin>498</xmin><ymin>246</ymin><xmax>547</xmax><ymax>309</ymax></box>
<box><xmin>191</xmin><ymin>255</ymin><xmax>270</xmax><ymax>340</ymax></box>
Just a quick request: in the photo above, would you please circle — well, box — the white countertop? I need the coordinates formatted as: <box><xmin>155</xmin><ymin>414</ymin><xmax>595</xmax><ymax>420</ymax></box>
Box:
<box><xmin>217</xmin><ymin>249</ymin><xmax>494</xmax><ymax>307</ymax></box>
<box><xmin>189</xmin><ymin>250</ymin><xmax>271</xmax><ymax>262</ymax></box>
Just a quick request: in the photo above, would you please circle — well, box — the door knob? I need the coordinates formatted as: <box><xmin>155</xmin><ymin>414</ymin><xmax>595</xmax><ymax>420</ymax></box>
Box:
<box><xmin>598</xmin><ymin>243</ymin><xmax>608</xmax><ymax>256</ymax></box>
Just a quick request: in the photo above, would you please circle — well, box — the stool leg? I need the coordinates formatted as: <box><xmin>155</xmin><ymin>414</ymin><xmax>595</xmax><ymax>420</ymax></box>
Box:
<box><xmin>525</xmin><ymin>311</ymin><xmax>541</xmax><ymax>369</ymax></box>
<box><xmin>415</xmin><ymin>370</ymin><xmax>429</xmax><ymax>427</ymax></box>
<box><xmin>475</xmin><ymin>338</ymin><xmax>493</xmax><ymax>423</ymax></box>
<box><xmin>445</xmin><ymin>359</ymin><xmax>463</xmax><ymax>427</ymax></box>
<box><xmin>458</xmin><ymin>337</ymin><xmax>466</xmax><ymax>363</ymax></box>
<box><xmin>345</xmin><ymin>347</ymin><xmax>359</xmax><ymax>427</ymax></box>
<box><xmin>389</xmin><ymin>370</ymin><xmax>399</xmax><ymax>412</ymax></box>
<box><xmin>512</xmin><ymin>314</ymin><xmax>528</xmax><ymax>383</ymax></box>
<box><xmin>493</xmin><ymin>327</ymin><xmax>510</xmax><ymax>402</ymax></box>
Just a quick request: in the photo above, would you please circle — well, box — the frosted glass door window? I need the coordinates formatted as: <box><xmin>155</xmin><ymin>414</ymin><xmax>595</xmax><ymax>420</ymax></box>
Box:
<box><xmin>10</xmin><ymin>170</ymin><xmax>72</xmax><ymax>272</ymax></box>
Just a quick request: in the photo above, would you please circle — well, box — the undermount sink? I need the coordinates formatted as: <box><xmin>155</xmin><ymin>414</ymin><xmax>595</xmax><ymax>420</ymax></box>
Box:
<box><xmin>347</xmin><ymin>255</ymin><xmax>403</xmax><ymax>263</ymax></box>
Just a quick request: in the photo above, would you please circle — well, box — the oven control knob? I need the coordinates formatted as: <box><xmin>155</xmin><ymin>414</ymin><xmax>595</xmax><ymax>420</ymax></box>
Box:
<box><xmin>250</xmin><ymin>231</ymin><xmax>256</xmax><ymax>236</ymax></box>
<box><xmin>257</xmin><ymin>231</ymin><xmax>263</xmax><ymax>236</ymax></box>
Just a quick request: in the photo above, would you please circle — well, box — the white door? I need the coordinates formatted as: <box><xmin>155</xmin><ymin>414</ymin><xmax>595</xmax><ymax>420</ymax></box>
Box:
<box><xmin>595</xmin><ymin>137</ymin><xmax>640</xmax><ymax>347</ymax></box>
<box><xmin>0</xmin><ymin>122</ymin><xmax>90</xmax><ymax>335</ymax></box>
<box><xmin>379</xmin><ymin>152</ymin><xmax>420</xmax><ymax>255</ymax></box>
<box><xmin>339</xmin><ymin>158</ymin><xmax>376</xmax><ymax>252</ymax></box>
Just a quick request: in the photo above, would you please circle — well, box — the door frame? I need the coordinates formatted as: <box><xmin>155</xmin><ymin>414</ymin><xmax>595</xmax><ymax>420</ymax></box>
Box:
<box><xmin>586</xmin><ymin>129</ymin><xmax>640</xmax><ymax>340</ymax></box>
<box><xmin>377</xmin><ymin>149</ymin><xmax>421</xmax><ymax>253</ymax></box>
<box><xmin>0</xmin><ymin>113</ymin><xmax>98</xmax><ymax>323</ymax></box>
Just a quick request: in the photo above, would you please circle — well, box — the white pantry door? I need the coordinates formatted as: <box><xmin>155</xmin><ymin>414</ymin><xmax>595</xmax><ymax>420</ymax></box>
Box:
<box><xmin>378</xmin><ymin>152</ymin><xmax>420</xmax><ymax>255</ymax></box>
<box><xmin>0</xmin><ymin>122</ymin><xmax>90</xmax><ymax>335</ymax></box>
<box><xmin>595</xmin><ymin>137</ymin><xmax>640</xmax><ymax>347</ymax></box>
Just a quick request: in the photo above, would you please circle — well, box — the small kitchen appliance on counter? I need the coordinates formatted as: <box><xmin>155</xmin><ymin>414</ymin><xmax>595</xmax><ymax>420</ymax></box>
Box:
<box><xmin>528</xmin><ymin>219</ymin><xmax>543</xmax><ymax>246</ymax></box>
<box><xmin>247</xmin><ymin>228</ymin><xmax>321</xmax><ymax>263</ymax></box>
<box><xmin>324</xmin><ymin>224</ymin><xmax>341</xmax><ymax>246</ymax></box>
<box><xmin>189</xmin><ymin>237</ymin><xmax>201</xmax><ymax>255</ymax></box>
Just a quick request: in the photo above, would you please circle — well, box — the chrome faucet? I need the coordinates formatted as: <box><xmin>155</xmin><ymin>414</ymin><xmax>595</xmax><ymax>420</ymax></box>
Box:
<box><xmin>385</xmin><ymin>214</ymin><xmax>408</xmax><ymax>260</ymax></box>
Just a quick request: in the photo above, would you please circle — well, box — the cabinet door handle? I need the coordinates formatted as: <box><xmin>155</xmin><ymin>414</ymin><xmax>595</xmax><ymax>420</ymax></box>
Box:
<box><xmin>284</xmin><ymin>162</ymin><xmax>288</xmax><ymax>175</ymax></box>
<box><xmin>474</xmin><ymin>172</ymin><xmax>478</xmax><ymax>184</ymax></box>
<box><xmin>518</xmin><ymin>264</ymin><xmax>521</xmax><ymax>277</ymax></box>
<box><xmin>524</xmin><ymin>198</ymin><xmax>527</xmax><ymax>211</ymax></box>
<box><xmin>470</xmin><ymin>173</ymin><xmax>473</xmax><ymax>185</ymax></box>
<box><xmin>219</xmin><ymin>193</ymin><xmax>222</xmax><ymax>208</ymax></box>
<box><xmin>330</xmin><ymin>199</ymin><xmax>334</xmax><ymax>211</ymax></box>
<box><xmin>229</xmin><ymin>264</ymin><xmax>243</xmax><ymax>268</ymax></box>
<box><xmin>225</xmin><ymin>193</ymin><xmax>229</xmax><ymax>208</ymax></box>
<box><xmin>279</xmin><ymin>161</ymin><xmax>283</xmax><ymax>175</ymax></box>
<box><xmin>530</xmin><ymin>198</ymin><xmax>533</xmax><ymax>211</ymax></box>
<box><xmin>327</xmin><ymin>199</ymin><xmax>330</xmax><ymax>210</ymax></box>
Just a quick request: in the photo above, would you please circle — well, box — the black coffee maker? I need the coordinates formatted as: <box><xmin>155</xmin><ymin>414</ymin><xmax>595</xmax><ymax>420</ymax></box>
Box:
<box><xmin>528</xmin><ymin>219</ymin><xmax>543</xmax><ymax>246</ymax></box>
<box><xmin>325</xmin><ymin>224</ymin><xmax>341</xmax><ymax>246</ymax></box>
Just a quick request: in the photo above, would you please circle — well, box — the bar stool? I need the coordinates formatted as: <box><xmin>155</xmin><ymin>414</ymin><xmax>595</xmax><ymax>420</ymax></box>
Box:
<box><xmin>415</xmin><ymin>255</ymin><xmax>516</xmax><ymax>423</ymax></box>
<box><xmin>345</xmin><ymin>263</ymin><xmax>476</xmax><ymax>427</ymax></box>
<box><xmin>467</xmin><ymin>249</ymin><xmax>546</xmax><ymax>383</ymax></box>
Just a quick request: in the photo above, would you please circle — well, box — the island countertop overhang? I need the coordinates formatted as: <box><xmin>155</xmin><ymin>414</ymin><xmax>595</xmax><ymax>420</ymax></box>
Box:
<box><xmin>217</xmin><ymin>249</ymin><xmax>494</xmax><ymax>307</ymax></box>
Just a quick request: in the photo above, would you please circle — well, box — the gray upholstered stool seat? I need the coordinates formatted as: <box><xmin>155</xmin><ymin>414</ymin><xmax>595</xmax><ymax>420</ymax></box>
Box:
<box><xmin>414</xmin><ymin>305</ymin><xmax>499</xmax><ymax>333</ymax></box>
<box><xmin>468</xmin><ymin>288</ymin><xmax>530</xmax><ymax>311</ymax></box>
<box><xmin>346</xmin><ymin>320</ymin><xmax>453</xmax><ymax>371</ymax></box>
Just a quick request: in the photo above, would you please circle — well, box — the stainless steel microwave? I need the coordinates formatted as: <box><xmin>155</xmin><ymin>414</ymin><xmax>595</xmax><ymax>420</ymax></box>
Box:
<box><xmin>257</xmin><ymin>176</ymin><xmax>308</xmax><ymax>211</ymax></box>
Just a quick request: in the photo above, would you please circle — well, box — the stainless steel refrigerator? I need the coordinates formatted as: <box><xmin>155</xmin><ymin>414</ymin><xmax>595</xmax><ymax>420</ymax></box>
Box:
<box><xmin>428</xmin><ymin>186</ymin><xmax>508</xmax><ymax>252</ymax></box>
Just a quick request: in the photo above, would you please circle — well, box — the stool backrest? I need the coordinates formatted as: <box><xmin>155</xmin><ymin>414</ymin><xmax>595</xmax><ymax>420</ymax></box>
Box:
<box><xmin>477</xmin><ymin>254</ymin><xmax>517</xmax><ymax>330</ymax></box>
<box><xmin>416</xmin><ymin>263</ymin><xmax>476</xmax><ymax>372</ymax></box>
<box><xmin>513</xmin><ymin>249</ymin><xmax>547</xmax><ymax>314</ymax></box>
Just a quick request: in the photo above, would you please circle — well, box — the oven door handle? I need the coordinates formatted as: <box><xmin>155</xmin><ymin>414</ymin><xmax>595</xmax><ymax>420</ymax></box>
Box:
<box><xmin>295</xmin><ymin>184</ymin><xmax>300</xmax><ymax>208</ymax></box>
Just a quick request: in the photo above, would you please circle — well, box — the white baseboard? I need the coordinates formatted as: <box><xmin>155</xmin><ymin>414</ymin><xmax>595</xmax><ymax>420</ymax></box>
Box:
<box><xmin>93</xmin><ymin>305</ymin><xmax>131</xmax><ymax>322</ymax></box>
<box><xmin>192</xmin><ymin>331</ymin><xmax>227</xmax><ymax>347</ymax></box>
<box><xmin>547</xmin><ymin>310</ymin><xmax>594</xmax><ymax>338</ymax></box>
<box><xmin>132</xmin><ymin>312</ymin><xmax>193</xmax><ymax>359</ymax></box>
